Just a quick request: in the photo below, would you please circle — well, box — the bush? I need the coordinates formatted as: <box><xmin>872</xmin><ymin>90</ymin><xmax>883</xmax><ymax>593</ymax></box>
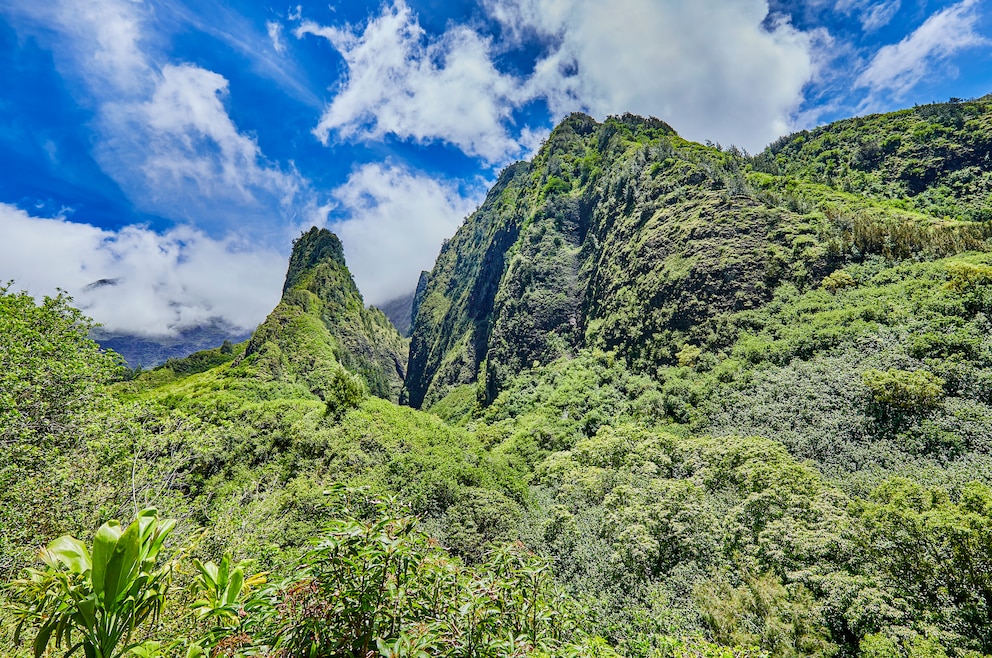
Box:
<box><xmin>821</xmin><ymin>271</ymin><xmax>856</xmax><ymax>292</ymax></box>
<box><xmin>218</xmin><ymin>491</ymin><xmax>590</xmax><ymax>657</ymax></box>
<box><xmin>8</xmin><ymin>509</ymin><xmax>176</xmax><ymax>658</ymax></box>
<box><xmin>863</xmin><ymin>369</ymin><xmax>945</xmax><ymax>412</ymax></box>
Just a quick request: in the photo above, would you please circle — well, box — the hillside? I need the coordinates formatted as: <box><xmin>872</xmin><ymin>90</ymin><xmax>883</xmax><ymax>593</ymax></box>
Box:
<box><xmin>4</xmin><ymin>98</ymin><xmax>992</xmax><ymax>658</ymax></box>
<box><xmin>755</xmin><ymin>95</ymin><xmax>992</xmax><ymax>221</ymax></box>
<box><xmin>405</xmin><ymin>104</ymin><xmax>991</xmax><ymax>409</ymax></box>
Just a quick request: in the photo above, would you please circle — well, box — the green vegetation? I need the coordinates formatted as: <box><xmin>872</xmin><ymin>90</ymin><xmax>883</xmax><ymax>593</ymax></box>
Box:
<box><xmin>755</xmin><ymin>97</ymin><xmax>992</xmax><ymax>222</ymax></box>
<box><xmin>1</xmin><ymin>285</ymin><xmax>122</xmax><ymax>447</ymax></box>
<box><xmin>1</xmin><ymin>286</ymin><xmax>125</xmax><ymax>585</ymax></box>
<box><xmin>10</xmin><ymin>509</ymin><xmax>175</xmax><ymax>658</ymax></box>
<box><xmin>260</xmin><ymin>227</ymin><xmax>408</xmax><ymax>402</ymax></box>
<box><xmin>405</xmin><ymin>104</ymin><xmax>992</xmax><ymax>408</ymax></box>
<box><xmin>7</xmin><ymin>496</ymin><xmax>608</xmax><ymax>658</ymax></box>
<box><xmin>5</xmin><ymin>98</ymin><xmax>992</xmax><ymax>658</ymax></box>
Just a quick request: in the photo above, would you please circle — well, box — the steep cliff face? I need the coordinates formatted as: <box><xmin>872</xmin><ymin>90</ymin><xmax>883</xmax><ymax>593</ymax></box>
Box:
<box><xmin>404</xmin><ymin>105</ymin><xmax>991</xmax><ymax>409</ymax></box>
<box><xmin>410</xmin><ymin>271</ymin><xmax>430</xmax><ymax>329</ymax></box>
<box><xmin>405</xmin><ymin>113</ymin><xmax>696</xmax><ymax>407</ymax></box>
<box><xmin>243</xmin><ymin>227</ymin><xmax>408</xmax><ymax>402</ymax></box>
<box><xmin>402</xmin><ymin>161</ymin><xmax>532</xmax><ymax>408</ymax></box>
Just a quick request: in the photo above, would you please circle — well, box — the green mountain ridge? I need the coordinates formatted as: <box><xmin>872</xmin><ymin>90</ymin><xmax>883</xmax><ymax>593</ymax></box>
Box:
<box><xmin>755</xmin><ymin>96</ymin><xmax>992</xmax><ymax>221</ymax></box>
<box><xmin>4</xmin><ymin>97</ymin><xmax>992</xmax><ymax>658</ymax></box>
<box><xmin>244</xmin><ymin>226</ymin><xmax>408</xmax><ymax>402</ymax></box>
<box><xmin>404</xmin><ymin>103</ymin><xmax>991</xmax><ymax>410</ymax></box>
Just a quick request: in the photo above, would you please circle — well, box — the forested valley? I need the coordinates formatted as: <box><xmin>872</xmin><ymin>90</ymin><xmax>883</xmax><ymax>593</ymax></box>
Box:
<box><xmin>3</xmin><ymin>96</ymin><xmax>992</xmax><ymax>658</ymax></box>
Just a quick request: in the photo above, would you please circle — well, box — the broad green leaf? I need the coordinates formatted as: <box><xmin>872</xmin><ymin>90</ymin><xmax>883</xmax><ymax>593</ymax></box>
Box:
<box><xmin>185</xmin><ymin>643</ymin><xmax>206</xmax><ymax>658</ymax></box>
<box><xmin>76</xmin><ymin>595</ymin><xmax>97</xmax><ymax>630</ymax></box>
<box><xmin>224</xmin><ymin>568</ymin><xmax>245</xmax><ymax>606</ymax></box>
<box><xmin>128</xmin><ymin>640</ymin><xmax>163</xmax><ymax>657</ymax></box>
<box><xmin>33</xmin><ymin>619</ymin><xmax>55</xmax><ymax>658</ymax></box>
<box><xmin>197</xmin><ymin>560</ymin><xmax>219</xmax><ymax>590</ymax></box>
<box><xmin>146</xmin><ymin>519</ymin><xmax>175</xmax><ymax>562</ymax></box>
<box><xmin>91</xmin><ymin>520</ymin><xmax>122</xmax><ymax>601</ymax></box>
<box><xmin>217</xmin><ymin>555</ymin><xmax>230</xmax><ymax>592</ymax></box>
<box><xmin>135</xmin><ymin>508</ymin><xmax>157</xmax><ymax>539</ymax></box>
<box><xmin>102</xmin><ymin>516</ymin><xmax>143</xmax><ymax>610</ymax></box>
<box><xmin>47</xmin><ymin>536</ymin><xmax>91</xmax><ymax>574</ymax></box>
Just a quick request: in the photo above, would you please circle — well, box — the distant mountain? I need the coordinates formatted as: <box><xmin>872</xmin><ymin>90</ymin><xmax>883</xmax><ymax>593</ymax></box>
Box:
<box><xmin>242</xmin><ymin>226</ymin><xmax>408</xmax><ymax>401</ymax></box>
<box><xmin>376</xmin><ymin>271</ymin><xmax>430</xmax><ymax>337</ymax></box>
<box><xmin>92</xmin><ymin>321</ymin><xmax>252</xmax><ymax>369</ymax></box>
<box><xmin>377</xmin><ymin>290</ymin><xmax>416</xmax><ymax>336</ymax></box>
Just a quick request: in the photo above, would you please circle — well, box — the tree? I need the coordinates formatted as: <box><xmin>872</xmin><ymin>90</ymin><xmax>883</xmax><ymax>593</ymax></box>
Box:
<box><xmin>862</xmin><ymin>369</ymin><xmax>944</xmax><ymax>432</ymax></box>
<box><xmin>1</xmin><ymin>286</ymin><xmax>125</xmax><ymax>581</ymax></box>
<box><xmin>857</xmin><ymin>479</ymin><xmax>992</xmax><ymax>651</ymax></box>
<box><xmin>0</xmin><ymin>285</ymin><xmax>122</xmax><ymax>447</ymax></box>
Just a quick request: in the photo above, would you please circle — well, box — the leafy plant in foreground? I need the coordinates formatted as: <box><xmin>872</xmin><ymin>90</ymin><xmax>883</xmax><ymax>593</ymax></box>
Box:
<box><xmin>8</xmin><ymin>508</ymin><xmax>175</xmax><ymax>658</ymax></box>
<box><xmin>185</xmin><ymin>554</ymin><xmax>270</xmax><ymax>657</ymax></box>
<box><xmin>225</xmin><ymin>490</ymin><xmax>588</xmax><ymax>657</ymax></box>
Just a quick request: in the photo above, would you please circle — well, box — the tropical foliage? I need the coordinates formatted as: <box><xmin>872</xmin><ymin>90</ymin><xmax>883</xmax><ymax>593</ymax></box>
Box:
<box><xmin>5</xmin><ymin>97</ymin><xmax>992</xmax><ymax>658</ymax></box>
<box><xmin>9</xmin><ymin>509</ymin><xmax>175</xmax><ymax>658</ymax></box>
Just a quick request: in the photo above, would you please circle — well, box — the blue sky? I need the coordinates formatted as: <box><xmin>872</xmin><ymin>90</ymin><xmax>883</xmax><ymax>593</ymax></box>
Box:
<box><xmin>1</xmin><ymin>0</ymin><xmax>990</xmax><ymax>336</ymax></box>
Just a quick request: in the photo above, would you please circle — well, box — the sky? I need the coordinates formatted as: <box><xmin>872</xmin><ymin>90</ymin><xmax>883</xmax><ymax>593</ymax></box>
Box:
<box><xmin>1</xmin><ymin>0</ymin><xmax>990</xmax><ymax>337</ymax></box>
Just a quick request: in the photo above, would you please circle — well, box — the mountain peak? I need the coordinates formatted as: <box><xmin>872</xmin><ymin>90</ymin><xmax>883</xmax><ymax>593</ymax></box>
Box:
<box><xmin>403</xmin><ymin>100</ymin><xmax>992</xmax><ymax>409</ymax></box>
<box><xmin>243</xmin><ymin>226</ymin><xmax>408</xmax><ymax>402</ymax></box>
<box><xmin>283</xmin><ymin>227</ymin><xmax>348</xmax><ymax>294</ymax></box>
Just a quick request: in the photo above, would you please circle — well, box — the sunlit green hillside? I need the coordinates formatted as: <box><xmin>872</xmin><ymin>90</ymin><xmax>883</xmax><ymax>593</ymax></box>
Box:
<box><xmin>4</xmin><ymin>98</ymin><xmax>992</xmax><ymax>658</ymax></box>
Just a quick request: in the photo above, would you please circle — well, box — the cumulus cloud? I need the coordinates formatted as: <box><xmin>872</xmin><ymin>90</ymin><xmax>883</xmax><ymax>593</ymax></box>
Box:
<box><xmin>8</xmin><ymin>0</ymin><xmax>308</xmax><ymax>234</ymax></box>
<box><xmin>297</xmin><ymin>0</ymin><xmax>820</xmax><ymax>154</ymax></box>
<box><xmin>98</xmin><ymin>63</ymin><xmax>301</xmax><ymax>228</ymax></box>
<box><xmin>296</xmin><ymin>1</ymin><xmax>526</xmax><ymax>162</ymax></box>
<box><xmin>0</xmin><ymin>204</ymin><xmax>285</xmax><ymax>337</ymax></box>
<box><xmin>494</xmin><ymin>0</ymin><xmax>819</xmax><ymax>151</ymax></box>
<box><xmin>855</xmin><ymin>0</ymin><xmax>987</xmax><ymax>98</ymax></box>
<box><xmin>326</xmin><ymin>164</ymin><xmax>481</xmax><ymax>305</ymax></box>
<box><xmin>1</xmin><ymin>0</ymin><xmax>315</xmax><ymax>336</ymax></box>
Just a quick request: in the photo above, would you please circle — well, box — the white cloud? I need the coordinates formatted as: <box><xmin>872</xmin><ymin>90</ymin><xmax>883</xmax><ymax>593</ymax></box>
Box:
<box><xmin>296</xmin><ymin>0</ymin><xmax>821</xmax><ymax>155</ymax></box>
<box><xmin>495</xmin><ymin>0</ymin><xmax>819</xmax><ymax>152</ymax></box>
<box><xmin>834</xmin><ymin>0</ymin><xmax>901</xmax><ymax>32</ymax></box>
<box><xmin>111</xmin><ymin>63</ymin><xmax>300</xmax><ymax>219</ymax></box>
<box><xmin>55</xmin><ymin>0</ymin><xmax>153</xmax><ymax>94</ymax></box>
<box><xmin>0</xmin><ymin>0</ymin><xmax>318</xmax><ymax>335</ymax></box>
<box><xmin>296</xmin><ymin>1</ymin><xmax>527</xmax><ymax>162</ymax></box>
<box><xmin>859</xmin><ymin>1</ymin><xmax>901</xmax><ymax>32</ymax></box>
<box><xmin>327</xmin><ymin>164</ymin><xmax>481</xmax><ymax>305</ymax></box>
<box><xmin>855</xmin><ymin>0</ymin><xmax>987</xmax><ymax>98</ymax></box>
<box><xmin>267</xmin><ymin>20</ymin><xmax>286</xmax><ymax>54</ymax></box>
<box><xmin>0</xmin><ymin>204</ymin><xmax>285</xmax><ymax>337</ymax></box>
<box><xmin>6</xmin><ymin>0</ymin><xmax>310</xmax><ymax>234</ymax></box>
